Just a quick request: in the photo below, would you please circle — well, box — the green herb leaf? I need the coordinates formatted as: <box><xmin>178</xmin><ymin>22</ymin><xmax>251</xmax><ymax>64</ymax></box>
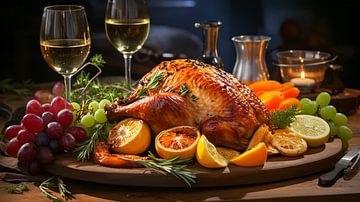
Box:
<box><xmin>268</xmin><ymin>104</ymin><xmax>298</xmax><ymax>129</ymax></box>
<box><xmin>137</xmin><ymin>70</ymin><xmax>165</xmax><ymax>99</ymax></box>
<box><xmin>179</xmin><ymin>84</ymin><xmax>190</xmax><ymax>96</ymax></box>
<box><xmin>0</xmin><ymin>79</ymin><xmax>35</xmax><ymax>96</ymax></box>
<box><xmin>90</xmin><ymin>54</ymin><xmax>106</xmax><ymax>67</ymax></box>
<box><xmin>39</xmin><ymin>176</ymin><xmax>73</xmax><ymax>202</ymax></box>
<box><xmin>191</xmin><ymin>95</ymin><xmax>198</xmax><ymax>102</ymax></box>
<box><xmin>5</xmin><ymin>182</ymin><xmax>29</xmax><ymax>194</ymax></box>
<box><xmin>122</xmin><ymin>151</ymin><xmax>197</xmax><ymax>187</ymax></box>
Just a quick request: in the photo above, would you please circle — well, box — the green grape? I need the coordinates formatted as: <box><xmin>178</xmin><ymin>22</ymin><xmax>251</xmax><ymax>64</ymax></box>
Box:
<box><xmin>319</xmin><ymin>105</ymin><xmax>337</xmax><ymax>120</ymax></box>
<box><xmin>88</xmin><ymin>100</ymin><xmax>99</xmax><ymax>112</ymax></box>
<box><xmin>341</xmin><ymin>141</ymin><xmax>349</xmax><ymax>150</ymax></box>
<box><xmin>71</xmin><ymin>102</ymin><xmax>81</xmax><ymax>111</ymax></box>
<box><xmin>315</xmin><ymin>92</ymin><xmax>331</xmax><ymax>108</ymax></box>
<box><xmin>81</xmin><ymin>113</ymin><xmax>95</xmax><ymax>128</ymax></box>
<box><xmin>327</xmin><ymin>121</ymin><xmax>337</xmax><ymax>137</ymax></box>
<box><xmin>99</xmin><ymin>99</ymin><xmax>111</xmax><ymax>109</ymax></box>
<box><xmin>94</xmin><ymin>109</ymin><xmax>107</xmax><ymax>123</ymax></box>
<box><xmin>337</xmin><ymin>125</ymin><xmax>352</xmax><ymax>141</ymax></box>
<box><xmin>332</xmin><ymin>112</ymin><xmax>348</xmax><ymax>126</ymax></box>
<box><xmin>299</xmin><ymin>98</ymin><xmax>317</xmax><ymax>115</ymax></box>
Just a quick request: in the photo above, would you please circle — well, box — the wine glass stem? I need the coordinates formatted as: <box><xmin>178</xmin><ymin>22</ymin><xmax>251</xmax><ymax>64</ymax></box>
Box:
<box><xmin>124</xmin><ymin>54</ymin><xmax>132</xmax><ymax>84</ymax></box>
<box><xmin>63</xmin><ymin>75</ymin><xmax>72</xmax><ymax>102</ymax></box>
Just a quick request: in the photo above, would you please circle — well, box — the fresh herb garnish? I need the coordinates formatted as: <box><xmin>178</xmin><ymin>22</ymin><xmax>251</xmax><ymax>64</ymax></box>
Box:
<box><xmin>268</xmin><ymin>104</ymin><xmax>298</xmax><ymax>129</ymax></box>
<box><xmin>39</xmin><ymin>176</ymin><xmax>72</xmax><ymax>202</ymax></box>
<box><xmin>90</xmin><ymin>54</ymin><xmax>106</xmax><ymax>67</ymax></box>
<box><xmin>179</xmin><ymin>84</ymin><xmax>190</xmax><ymax>96</ymax></box>
<box><xmin>74</xmin><ymin>123</ymin><xmax>111</xmax><ymax>162</ymax></box>
<box><xmin>0</xmin><ymin>79</ymin><xmax>35</xmax><ymax>96</ymax></box>
<box><xmin>123</xmin><ymin>151</ymin><xmax>197</xmax><ymax>187</ymax></box>
<box><xmin>191</xmin><ymin>95</ymin><xmax>198</xmax><ymax>102</ymax></box>
<box><xmin>5</xmin><ymin>182</ymin><xmax>29</xmax><ymax>194</ymax></box>
<box><xmin>137</xmin><ymin>70</ymin><xmax>165</xmax><ymax>99</ymax></box>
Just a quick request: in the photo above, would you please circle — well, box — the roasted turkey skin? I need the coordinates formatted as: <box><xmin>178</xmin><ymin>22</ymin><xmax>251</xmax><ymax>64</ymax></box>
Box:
<box><xmin>106</xmin><ymin>59</ymin><xmax>268</xmax><ymax>151</ymax></box>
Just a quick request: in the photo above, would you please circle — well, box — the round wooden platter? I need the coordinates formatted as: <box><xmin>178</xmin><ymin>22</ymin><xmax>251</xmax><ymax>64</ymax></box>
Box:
<box><xmin>45</xmin><ymin>139</ymin><xmax>343</xmax><ymax>188</ymax></box>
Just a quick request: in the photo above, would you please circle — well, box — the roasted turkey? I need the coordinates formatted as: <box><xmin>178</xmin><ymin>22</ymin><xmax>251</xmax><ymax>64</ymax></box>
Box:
<box><xmin>106</xmin><ymin>59</ymin><xmax>268</xmax><ymax>151</ymax></box>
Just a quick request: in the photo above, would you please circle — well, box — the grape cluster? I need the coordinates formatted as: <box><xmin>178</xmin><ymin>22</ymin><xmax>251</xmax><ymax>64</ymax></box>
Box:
<box><xmin>299</xmin><ymin>92</ymin><xmax>353</xmax><ymax>149</ymax></box>
<box><xmin>4</xmin><ymin>96</ymin><xmax>87</xmax><ymax>174</ymax></box>
<box><xmin>34</xmin><ymin>82</ymin><xmax>65</xmax><ymax>104</ymax></box>
<box><xmin>72</xmin><ymin>99</ymin><xmax>111</xmax><ymax>129</ymax></box>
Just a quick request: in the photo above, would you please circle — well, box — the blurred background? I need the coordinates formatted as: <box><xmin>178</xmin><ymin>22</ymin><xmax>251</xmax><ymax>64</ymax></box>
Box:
<box><xmin>0</xmin><ymin>0</ymin><xmax>359</xmax><ymax>88</ymax></box>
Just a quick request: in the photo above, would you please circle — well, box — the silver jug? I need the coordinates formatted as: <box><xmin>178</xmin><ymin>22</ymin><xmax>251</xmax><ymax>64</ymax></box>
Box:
<box><xmin>232</xmin><ymin>35</ymin><xmax>271</xmax><ymax>84</ymax></box>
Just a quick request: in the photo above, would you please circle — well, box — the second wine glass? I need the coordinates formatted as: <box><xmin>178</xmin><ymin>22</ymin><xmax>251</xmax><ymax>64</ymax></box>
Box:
<box><xmin>105</xmin><ymin>0</ymin><xmax>150</xmax><ymax>84</ymax></box>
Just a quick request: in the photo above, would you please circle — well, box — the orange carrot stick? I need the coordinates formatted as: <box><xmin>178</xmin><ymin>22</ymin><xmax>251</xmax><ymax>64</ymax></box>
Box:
<box><xmin>248</xmin><ymin>80</ymin><xmax>281</xmax><ymax>94</ymax></box>
<box><xmin>258</xmin><ymin>91</ymin><xmax>284</xmax><ymax>111</ymax></box>
<box><xmin>283</xmin><ymin>87</ymin><xmax>300</xmax><ymax>99</ymax></box>
<box><xmin>274</xmin><ymin>82</ymin><xmax>294</xmax><ymax>92</ymax></box>
<box><xmin>278</xmin><ymin>98</ymin><xmax>300</xmax><ymax>110</ymax></box>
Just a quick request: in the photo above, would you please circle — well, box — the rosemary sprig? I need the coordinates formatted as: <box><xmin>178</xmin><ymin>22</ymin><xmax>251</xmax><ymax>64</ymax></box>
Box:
<box><xmin>179</xmin><ymin>84</ymin><xmax>190</xmax><ymax>96</ymax></box>
<box><xmin>5</xmin><ymin>182</ymin><xmax>29</xmax><ymax>194</ymax></box>
<box><xmin>268</xmin><ymin>104</ymin><xmax>298</xmax><ymax>129</ymax></box>
<box><xmin>74</xmin><ymin>123</ymin><xmax>110</xmax><ymax>162</ymax></box>
<box><xmin>0</xmin><ymin>79</ymin><xmax>35</xmax><ymax>96</ymax></box>
<box><xmin>39</xmin><ymin>176</ymin><xmax>72</xmax><ymax>202</ymax></box>
<box><xmin>90</xmin><ymin>54</ymin><xmax>106</xmax><ymax>67</ymax></box>
<box><xmin>124</xmin><ymin>151</ymin><xmax>197</xmax><ymax>187</ymax></box>
<box><xmin>137</xmin><ymin>70</ymin><xmax>165</xmax><ymax>98</ymax></box>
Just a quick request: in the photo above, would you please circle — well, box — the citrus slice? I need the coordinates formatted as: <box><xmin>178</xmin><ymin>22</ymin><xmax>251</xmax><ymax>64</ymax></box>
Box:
<box><xmin>196</xmin><ymin>135</ymin><xmax>228</xmax><ymax>168</ymax></box>
<box><xmin>271</xmin><ymin>130</ymin><xmax>307</xmax><ymax>157</ymax></box>
<box><xmin>155</xmin><ymin>126</ymin><xmax>200</xmax><ymax>160</ymax></box>
<box><xmin>230</xmin><ymin>142</ymin><xmax>267</xmax><ymax>167</ymax></box>
<box><xmin>108</xmin><ymin>118</ymin><xmax>151</xmax><ymax>155</ymax></box>
<box><xmin>216</xmin><ymin>147</ymin><xmax>240</xmax><ymax>161</ymax></box>
<box><xmin>289</xmin><ymin>114</ymin><xmax>330</xmax><ymax>147</ymax></box>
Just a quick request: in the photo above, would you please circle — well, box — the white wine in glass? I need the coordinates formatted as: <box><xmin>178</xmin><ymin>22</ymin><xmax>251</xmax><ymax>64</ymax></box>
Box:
<box><xmin>40</xmin><ymin>5</ymin><xmax>91</xmax><ymax>101</ymax></box>
<box><xmin>105</xmin><ymin>0</ymin><xmax>150</xmax><ymax>84</ymax></box>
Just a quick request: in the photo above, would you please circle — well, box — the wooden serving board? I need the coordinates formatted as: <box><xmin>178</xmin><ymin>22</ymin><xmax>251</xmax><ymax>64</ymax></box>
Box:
<box><xmin>45</xmin><ymin>139</ymin><xmax>343</xmax><ymax>188</ymax></box>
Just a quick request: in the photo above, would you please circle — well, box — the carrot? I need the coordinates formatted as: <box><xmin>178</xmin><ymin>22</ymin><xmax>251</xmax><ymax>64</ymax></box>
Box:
<box><xmin>274</xmin><ymin>82</ymin><xmax>294</xmax><ymax>92</ymax></box>
<box><xmin>248</xmin><ymin>80</ymin><xmax>281</xmax><ymax>94</ymax></box>
<box><xmin>283</xmin><ymin>87</ymin><xmax>300</xmax><ymax>99</ymax></box>
<box><xmin>278</xmin><ymin>98</ymin><xmax>300</xmax><ymax>110</ymax></box>
<box><xmin>258</xmin><ymin>91</ymin><xmax>284</xmax><ymax>111</ymax></box>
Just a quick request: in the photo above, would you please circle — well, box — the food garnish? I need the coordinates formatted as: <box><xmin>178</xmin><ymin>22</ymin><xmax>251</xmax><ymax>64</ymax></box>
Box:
<box><xmin>5</xmin><ymin>182</ymin><xmax>29</xmax><ymax>194</ymax></box>
<box><xmin>230</xmin><ymin>142</ymin><xmax>267</xmax><ymax>167</ymax></box>
<box><xmin>271</xmin><ymin>130</ymin><xmax>307</xmax><ymax>157</ymax></box>
<box><xmin>268</xmin><ymin>104</ymin><xmax>298</xmax><ymax>129</ymax></box>
<box><xmin>108</xmin><ymin>118</ymin><xmax>151</xmax><ymax>154</ymax></box>
<box><xmin>137</xmin><ymin>70</ymin><xmax>165</xmax><ymax>98</ymax></box>
<box><xmin>39</xmin><ymin>176</ymin><xmax>73</xmax><ymax>202</ymax></box>
<box><xmin>196</xmin><ymin>135</ymin><xmax>228</xmax><ymax>168</ymax></box>
<box><xmin>155</xmin><ymin>126</ymin><xmax>200</xmax><ymax>160</ymax></box>
<box><xmin>216</xmin><ymin>147</ymin><xmax>240</xmax><ymax>161</ymax></box>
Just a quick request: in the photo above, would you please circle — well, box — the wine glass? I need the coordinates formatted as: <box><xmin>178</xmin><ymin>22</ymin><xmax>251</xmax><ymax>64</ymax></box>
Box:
<box><xmin>40</xmin><ymin>5</ymin><xmax>91</xmax><ymax>101</ymax></box>
<box><xmin>105</xmin><ymin>0</ymin><xmax>150</xmax><ymax>84</ymax></box>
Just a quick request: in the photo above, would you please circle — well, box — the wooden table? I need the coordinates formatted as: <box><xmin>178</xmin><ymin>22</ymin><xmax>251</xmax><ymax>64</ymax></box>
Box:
<box><xmin>1</xmin><ymin>94</ymin><xmax>360</xmax><ymax>202</ymax></box>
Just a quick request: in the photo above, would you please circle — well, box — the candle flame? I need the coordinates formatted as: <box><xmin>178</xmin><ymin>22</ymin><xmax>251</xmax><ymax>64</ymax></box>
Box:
<box><xmin>301</xmin><ymin>71</ymin><xmax>305</xmax><ymax>79</ymax></box>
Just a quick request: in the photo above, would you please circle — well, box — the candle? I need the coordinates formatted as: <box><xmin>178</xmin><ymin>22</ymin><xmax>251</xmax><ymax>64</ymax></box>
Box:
<box><xmin>290</xmin><ymin>71</ymin><xmax>315</xmax><ymax>93</ymax></box>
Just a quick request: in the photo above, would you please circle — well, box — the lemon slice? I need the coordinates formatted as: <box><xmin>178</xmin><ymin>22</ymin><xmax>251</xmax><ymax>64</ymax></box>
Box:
<box><xmin>289</xmin><ymin>115</ymin><xmax>330</xmax><ymax>147</ymax></box>
<box><xmin>108</xmin><ymin>118</ymin><xmax>151</xmax><ymax>154</ymax></box>
<box><xmin>216</xmin><ymin>147</ymin><xmax>240</xmax><ymax>161</ymax></box>
<box><xmin>196</xmin><ymin>135</ymin><xmax>228</xmax><ymax>168</ymax></box>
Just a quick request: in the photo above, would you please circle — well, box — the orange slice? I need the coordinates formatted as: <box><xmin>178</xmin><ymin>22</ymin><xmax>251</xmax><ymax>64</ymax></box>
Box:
<box><xmin>196</xmin><ymin>135</ymin><xmax>228</xmax><ymax>168</ymax></box>
<box><xmin>108</xmin><ymin>118</ymin><xmax>151</xmax><ymax>155</ymax></box>
<box><xmin>230</xmin><ymin>142</ymin><xmax>267</xmax><ymax>167</ymax></box>
<box><xmin>155</xmin><ymin>126</ymin><xmax>200</xmax><ymax>160</ymax></box>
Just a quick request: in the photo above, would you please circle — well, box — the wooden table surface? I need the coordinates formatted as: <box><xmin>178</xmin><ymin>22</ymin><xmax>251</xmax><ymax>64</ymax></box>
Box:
<box><xmin>0</xmin><ymin>94</ymin><xmax>359</xmax><ymax>202</ymax></box>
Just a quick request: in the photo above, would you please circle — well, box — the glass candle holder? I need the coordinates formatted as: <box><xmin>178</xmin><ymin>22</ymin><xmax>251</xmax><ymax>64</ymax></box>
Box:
<box><xmin>274</xmin><ymin>50</ymin><xmax>336</xmax><ymax>93</ymax></box>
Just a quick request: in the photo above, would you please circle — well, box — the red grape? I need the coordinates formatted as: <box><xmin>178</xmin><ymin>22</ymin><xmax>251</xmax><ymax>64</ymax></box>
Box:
<box><xmin>42</xmin><ymin>103</ymin><xmax>52</xmax><ymax>112</ymax></box>
<box><xmin>49</xmin><ymin>139</ymin><xmax>62</xmax><ymax>154</ymax></box>
<box><xmin>65</xmin><ymin>102</ymin><xmax>74</xmax><ymax>110</ymax></box>
<box><xmin>56</xmin><ymin>109</ymin><xmax>73</xmax><ymax>128</ymax></box>
<box><xmin>34</xmin><ymin>90</ymin><xmax>54</xmax><ymax>104</ymax></box>
<box><xmin>60</xmin><ymin>133</ymin><xmax>76</xmax><ymax>151</ymax></box>
<box><xmin>68</xmin><ymin>126</ymin><xmax>87</xmax><ymax>142</ymax></box>
<box><xmin>50</xmin><ymin>96</ymin><xmax>66</xmax><ymax>115</ymax></box>
<box><xmin>29</xmin><ymin>160</ymin><xmax>43</xmax><ymax>175</ymax></box>
<box><xmin>37</xmin><ymin>146</ymin><xmax>54</xmax><ymax>165</ymax></box>
<box><xmin>4</xmin><ymin>125</ymin><xmax>23</xmax><ymax>140</ymax></box>
<box><xmin>17</xmin><ymin>143</ymin><xmax>37</xmax><ymax>163</ymax></box>
<box><xmin>35</xmin><ymin>132</ymin><xmax>50</xmax><ymax>146</ymax></box>
<box><xmin>17</xmin><ymin>129</ymin><xmax>36</xmax><ymax>145</ymax></box>
<box><xmin>52</xmin><ymin>82</ymin><xmax>65</xmax><ymax>96</ymax></box>
<box><xmin>42</xmin><ymin>111</ymin><xmax>54</xmax><ymax>126</ymax></box>
<box><xmin>46</xmin><ymin>122</ymin><xmax>64</xmax><ymax>139</ymax></box>
<box><xmin>26</xmin><ymin>99</ymin><xmax>44</xmax><ymax>116</ymax></box>
<box><xmin>21</xmin><ymin>113</ymin><xmax>44</xmax><ymax>133</ymax></box>
<box><xmin>6</xmin><ymin>138</ymin><xmax>21</xmax><ymax>157</ymax></box>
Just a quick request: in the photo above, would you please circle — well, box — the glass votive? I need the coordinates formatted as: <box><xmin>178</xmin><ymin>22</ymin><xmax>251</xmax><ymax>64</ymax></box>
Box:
<box><xmin>274</xmin><ymin>50</ymin><xmax>336</xmax><ymax>93</ymax></box>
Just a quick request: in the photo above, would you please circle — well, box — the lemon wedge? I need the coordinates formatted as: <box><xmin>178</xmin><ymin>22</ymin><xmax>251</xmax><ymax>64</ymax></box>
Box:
<box><xmin>108</xmin><ymin>118</ymin><xmax>151</xmax><ymax>154</ymax></box>
<box><xmin>196</xmin><ymin>135</ymin><xmax>228</xmax><ymax>168</ymax></box>
<box><xmin>289</xmin><ymin>115</ymin><xmax>330</xmax><ymax>147</ymax></box>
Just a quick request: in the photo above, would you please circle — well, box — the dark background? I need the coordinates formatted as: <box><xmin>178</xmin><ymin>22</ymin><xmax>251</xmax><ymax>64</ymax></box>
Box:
<box><xmin>1</xmin><ymin>0</ymin><xmax>359</xmax><ymax>88</ymax></box>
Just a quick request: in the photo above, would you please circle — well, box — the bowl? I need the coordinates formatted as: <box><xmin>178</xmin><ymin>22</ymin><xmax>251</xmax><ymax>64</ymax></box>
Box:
<box><xmin>274</xmin><ymin>50</ymin><xmax>336</xmax><ymax>93</ymax></box>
